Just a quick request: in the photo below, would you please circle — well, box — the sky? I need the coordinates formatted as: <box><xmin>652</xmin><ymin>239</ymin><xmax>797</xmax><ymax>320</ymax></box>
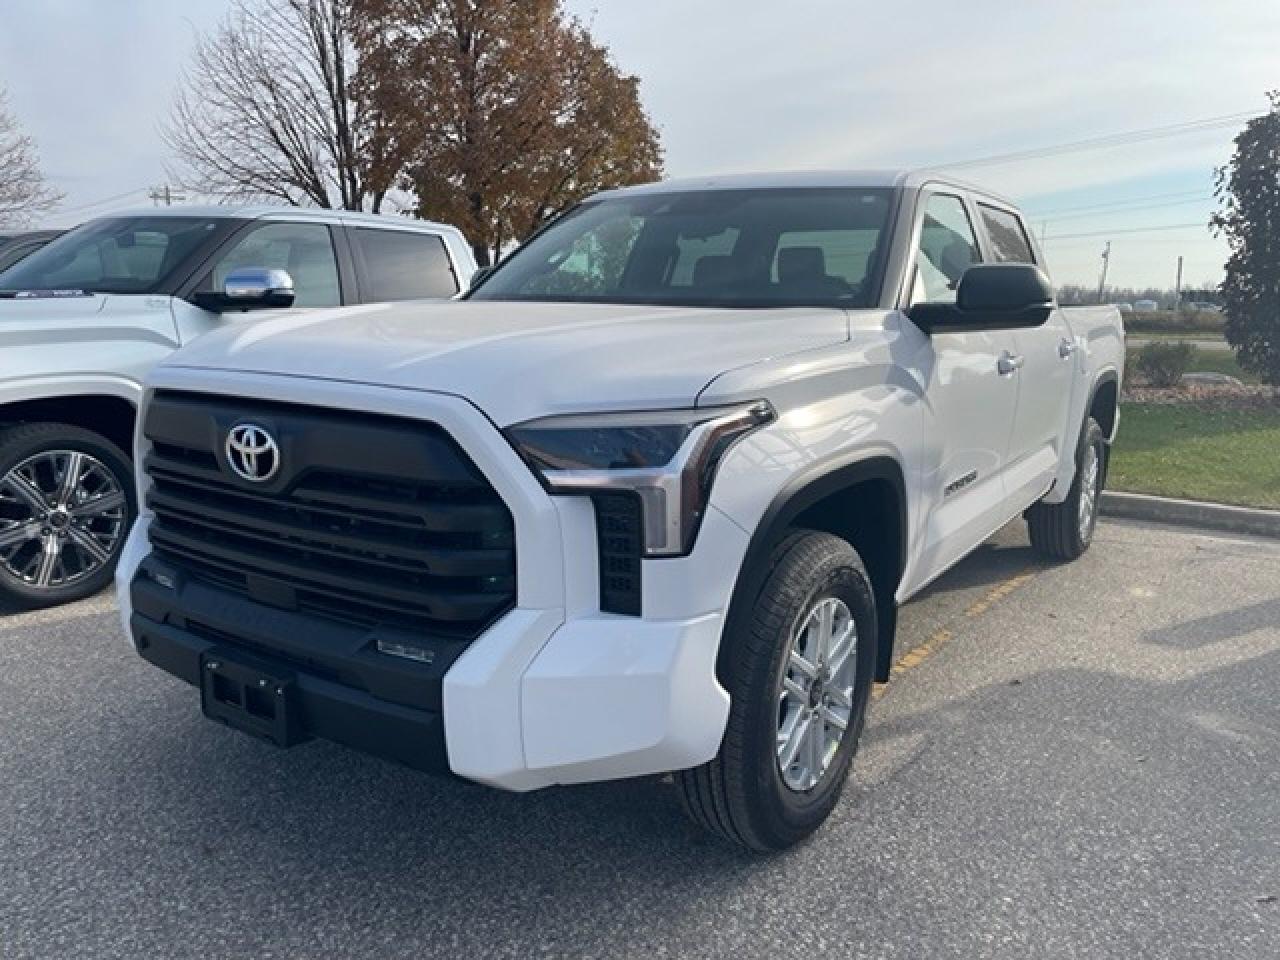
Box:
<box><xmin>2</xmin><ymin>0</ymin><xmax>1277</xmax><ymax>290</ymax></box>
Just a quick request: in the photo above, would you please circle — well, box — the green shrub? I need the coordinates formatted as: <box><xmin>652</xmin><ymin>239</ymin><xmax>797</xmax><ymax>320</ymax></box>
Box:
<box><xmin>1136</xmin><ymin>341</ymin><xmax>1198</xmax><ymax>387</ymax></box>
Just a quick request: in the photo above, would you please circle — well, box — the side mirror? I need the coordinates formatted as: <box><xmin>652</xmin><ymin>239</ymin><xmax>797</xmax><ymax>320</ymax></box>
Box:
<box><xmin>195</xmin><ymin>267</ymin><xmax>296</xmax><ymax>312</ymax></box>
<box><xmin>909</xmin><ymin>264</ymin><xmax>1054</xmax><ymax>334</ymax></box>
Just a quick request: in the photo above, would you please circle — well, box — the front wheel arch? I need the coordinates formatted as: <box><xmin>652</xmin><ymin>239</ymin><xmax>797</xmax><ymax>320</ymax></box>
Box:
<box><xmin>720</xmin><ymin>454</ymin><xmax>907</xmax><ymax>684</ymax></box>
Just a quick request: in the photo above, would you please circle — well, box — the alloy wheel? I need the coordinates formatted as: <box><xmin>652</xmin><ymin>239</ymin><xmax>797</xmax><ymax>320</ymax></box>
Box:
<box><xmin>0</xmin><ymin>450</ymin><xmax>127</xmax><ymax>590</ymax></box>
<box><xmin>776</xmin><ymin>596</ymin><xmax>858</xmax><ymax>792</ymax></box>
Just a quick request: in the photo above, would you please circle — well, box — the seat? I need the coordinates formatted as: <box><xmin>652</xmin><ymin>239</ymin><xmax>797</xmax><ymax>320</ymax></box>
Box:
<box><xmin>777</xmin><ymin>246</ymin><xmax>851</xmax><ymax>298</ymax></box>
<box><xmin>692</xmin><ymin>254</ymin><xmax>733</xmax><ymax>290</ymax></box>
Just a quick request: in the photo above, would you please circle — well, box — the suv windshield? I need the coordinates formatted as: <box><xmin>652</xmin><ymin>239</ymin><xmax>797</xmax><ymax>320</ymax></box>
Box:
<box><xmin>0</xmin><ymin>216</ymin><xmax>233</xmax><ymax>295</ymax></box>
<box><xmin>470</xmin><ymin>187</ymin><xmax>894</xmax><ymax>309</ymax></box>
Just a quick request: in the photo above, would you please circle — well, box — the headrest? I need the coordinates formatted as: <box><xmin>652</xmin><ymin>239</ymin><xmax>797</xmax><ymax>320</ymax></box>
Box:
<box><xmin>692</xmin><ymin>254</ymin><xmax>733</xmax><ymax>288</ymax></box>
<box><xmin>778</xmin><ymin>246</ymin><xmax>826</xmax><ymax>282</ymax></box>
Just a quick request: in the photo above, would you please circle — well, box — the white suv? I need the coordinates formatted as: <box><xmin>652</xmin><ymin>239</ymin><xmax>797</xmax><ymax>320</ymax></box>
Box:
<box><xmin>0</xmin><ymin>207</ymin><xmax>473</xmax><ymax>609</ymax></box>
<box><xmin>117</xmin><ymin>172</ymin><xmax>1123</xmax><ymax>849</ymax></box>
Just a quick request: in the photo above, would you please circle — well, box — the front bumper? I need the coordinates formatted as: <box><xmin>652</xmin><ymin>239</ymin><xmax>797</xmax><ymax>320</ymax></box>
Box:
<box><xmin>115</xmin><ymin>371</ymin><xmax>747</xmax><ymax>791</ymax></box>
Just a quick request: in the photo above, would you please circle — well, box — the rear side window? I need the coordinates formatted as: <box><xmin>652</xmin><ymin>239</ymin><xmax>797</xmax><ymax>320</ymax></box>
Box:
<box><xmin>353</xmin><ymin>229</ymin><xmax>458</xmax><ymax>301</ymax></box>
<box><xmin>978</xmin><ymin>204</ymin><xmax>1035</xmax><ymax>264</ymax></box>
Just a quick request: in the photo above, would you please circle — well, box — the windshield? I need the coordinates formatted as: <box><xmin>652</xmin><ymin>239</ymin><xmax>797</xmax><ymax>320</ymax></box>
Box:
<box><xmin>470</xmin><ymin>187</ymin><xmax>894</xmax><ymax>309</ymax></box>
<box><xmin>0</xmin><ymin>216</ymin><xmax>232</xmax><ymax>295</ymax></box>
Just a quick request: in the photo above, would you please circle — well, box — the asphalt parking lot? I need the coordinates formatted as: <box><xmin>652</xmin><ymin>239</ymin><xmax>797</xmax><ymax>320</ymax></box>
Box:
<box><xmin>2</xmin><ymin>519</ymin><xmax>1278</xmax><ymax>960</ymax></box>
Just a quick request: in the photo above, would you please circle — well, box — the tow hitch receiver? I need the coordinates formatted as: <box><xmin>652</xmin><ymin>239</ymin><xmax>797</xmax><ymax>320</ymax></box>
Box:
<box><xmin>200</xmin><ymin>648</ymin><xmax>310</xmax><ymax>748</ymax></box>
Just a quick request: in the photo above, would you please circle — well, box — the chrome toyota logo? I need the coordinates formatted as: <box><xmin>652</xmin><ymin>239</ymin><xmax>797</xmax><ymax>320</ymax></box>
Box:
<box><xmin>225</xmin><ymin>423</ymin><xmax>280</xmax><ymax>483</ymax></box>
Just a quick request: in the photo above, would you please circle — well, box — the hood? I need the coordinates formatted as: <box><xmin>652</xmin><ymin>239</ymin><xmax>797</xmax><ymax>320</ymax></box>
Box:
<box><xmin>0</xmin><ymin>291</ymin><xmax>110</xmax><ymax>320</ymax></box>
<box><xmin>0</xmin><ymin>293</ymin><xmax>181</xmax><ymax>352</ymax></box>
<box><xmin>163</xmin><ymin>300</ymin><xmax>850</xmax><ymax>425</ymax></box>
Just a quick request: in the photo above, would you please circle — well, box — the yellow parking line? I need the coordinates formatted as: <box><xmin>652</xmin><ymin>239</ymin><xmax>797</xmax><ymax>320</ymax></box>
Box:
<box><xmin>872</xmin><ymin>568</ymin><xmax>1038</xmax><ymax>700</ymax></box>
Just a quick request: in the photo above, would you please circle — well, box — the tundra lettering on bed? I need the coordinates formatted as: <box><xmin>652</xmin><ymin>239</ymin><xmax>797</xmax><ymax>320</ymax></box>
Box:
<box><xmin>117</xmin><ymin>171</ymin><xmax>1124</xmax><ymax>850</ymax></box>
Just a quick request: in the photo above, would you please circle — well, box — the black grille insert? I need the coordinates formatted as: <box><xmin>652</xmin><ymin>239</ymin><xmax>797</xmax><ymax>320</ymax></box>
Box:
<box><xmin>143</xmin><ymin>391</ymin><xmax>516</xmax><ymax>638</ymax></box>
<box><xmin>593</xmin><ymin>493</ymin><xmax>643</xmax><ymax>616</ymax></box>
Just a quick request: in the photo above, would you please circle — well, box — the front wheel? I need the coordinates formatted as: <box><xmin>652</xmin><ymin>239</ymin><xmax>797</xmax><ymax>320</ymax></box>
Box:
<box><xmin>676</xmin><ymin>531</ymin><xmax>877</xmax><ymax>851</ymax></box>
<box><xmin>1026</xmin><ymin>417</ymin><xmax>1106</xmax><ymax>561</ymax></box>
<box><xmin>0</xmin><ymin>423</ymin><xmax>136</xmax><ymax>609</ymax></box>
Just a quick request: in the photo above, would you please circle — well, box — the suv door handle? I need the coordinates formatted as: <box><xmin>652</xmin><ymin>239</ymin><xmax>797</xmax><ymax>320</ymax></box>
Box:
<box><xmin>1058</xmin><ymin>338</ymin><xmax>1077</xmax><ymax>358</ymax></box>
<box><xmin>998</xmin><ymin>351</ymin><xmax>1024</xmax><ymax>375</ymax></box>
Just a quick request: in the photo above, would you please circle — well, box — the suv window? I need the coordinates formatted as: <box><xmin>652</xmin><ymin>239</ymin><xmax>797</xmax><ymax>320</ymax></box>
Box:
<box><xmin>978</xmin><ymin>204</ymin><xmax>1036</xmax><ymax>264</ymax></box>
<box><xmin>912</xmin><ymin>194</ymin><xmax>981</xmax><ymax>305</ymax></box>
<box><xmin>201</xmin><ymin>222</ymin><xmax>341</xmax><ymax>307</ymax></box>
<box><xmin>351</xmin><ymin>228</ymin><xmax>458</xmax><ymax>300</ymax></box>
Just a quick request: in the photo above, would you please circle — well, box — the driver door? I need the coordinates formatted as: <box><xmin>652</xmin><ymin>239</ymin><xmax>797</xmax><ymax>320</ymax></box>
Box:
<box><xmin>173</xmin><ymin>220</ymin><xmax>344</xmax><ymax>344</ymax></box>
<box><xmin>907</xmin><ymin>190</ymin><xmax>1021</xmax><ymax>589</ymax></box>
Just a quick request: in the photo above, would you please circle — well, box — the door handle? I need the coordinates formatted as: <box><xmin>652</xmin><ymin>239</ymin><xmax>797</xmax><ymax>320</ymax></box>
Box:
<box><xmin>1058</xmin><ymin>338</ymin><xmax>1077</xmax><ymax>359</ymax></box>
<box><xmin>998</xmin><ymin>351</ymin><xmax>1024</xmax><ymax>375</ymax></box>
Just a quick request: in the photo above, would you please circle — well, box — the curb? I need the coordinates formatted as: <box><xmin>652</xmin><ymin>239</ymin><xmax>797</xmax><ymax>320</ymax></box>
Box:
<box><xmin>1101</xmin><ymin>491</ymin><xmax>1280</xmax><ymax>539</ymax></box>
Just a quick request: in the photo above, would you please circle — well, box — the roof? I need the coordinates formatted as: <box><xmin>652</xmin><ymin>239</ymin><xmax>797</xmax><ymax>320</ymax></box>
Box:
<box><xmin>83</xmin><ymin>204</ymin><xmax>461</xmax><ymax>234</ymax></box>
<box><xmin>594</xmin><ymin>169</ymin><xmax>1018</xmax><ymax>207</ymax></box>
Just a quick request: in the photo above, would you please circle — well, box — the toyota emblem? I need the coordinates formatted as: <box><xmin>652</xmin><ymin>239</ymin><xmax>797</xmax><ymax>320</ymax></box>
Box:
<box><xmin>225</xmin><ymin>423</ymin><xmax>280</xmax><ymax>483</ymax></box>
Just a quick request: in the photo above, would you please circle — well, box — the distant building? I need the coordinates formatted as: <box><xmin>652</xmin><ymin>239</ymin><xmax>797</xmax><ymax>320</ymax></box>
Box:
<box><xmin>1134</xmin><ymin>299</ymin><xmax>1160</xmax><ymax>312</ymax></box>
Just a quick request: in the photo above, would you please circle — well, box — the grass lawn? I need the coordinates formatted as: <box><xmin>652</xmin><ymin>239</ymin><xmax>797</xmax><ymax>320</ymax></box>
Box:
<box><xmin>1110</xmin><ymin>403</ymin><xmax>1280</xmax><ymax>509</ymax></box>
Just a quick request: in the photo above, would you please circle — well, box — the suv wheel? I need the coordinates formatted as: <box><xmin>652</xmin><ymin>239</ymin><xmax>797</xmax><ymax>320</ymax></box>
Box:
<box><xmin>0</xmin><ymin>423</ymin><xmax>136</xmax><ymax>609</ymax></box>
<box><xmin>676</xmin><ymin>531</ymin><xmax>877</xmax><ymax>851</ymax></box>
<box><xmin>1026</xmin><ymin>417</ymin><xmax>1106</xmax><ymax>561</ymax></box>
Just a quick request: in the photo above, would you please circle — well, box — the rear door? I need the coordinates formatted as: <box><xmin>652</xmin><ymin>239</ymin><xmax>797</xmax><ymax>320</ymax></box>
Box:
<box><xmin>907</xmin><ymin>189</ymin><xmax>1021</xmax><ymax>586</ymax></box>
<box><xmin>975</xmin><ymin>201</ymin><xmax>1075</xmax><ymax>509</ymax></box>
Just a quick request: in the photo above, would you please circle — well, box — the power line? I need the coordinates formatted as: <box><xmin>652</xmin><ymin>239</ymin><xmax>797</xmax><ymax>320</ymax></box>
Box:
<box><xmin>1041</xmin><ymin>222</ymin><xmax>1211</xmax><ymax>242</ymax></box>
<box><xmin>937</xmin><ymin>110</ymin><xmax>1261</xmax><ymax>170</ymax></box>
<box><xmin>1024</xmin><ymin>187</ymin><xmax>1211</xmax><ymax>217</ymax></box>
<box><xmin>1041</xmin><ymin>195</ymin><xmax>1214</xmax><ymax>223</ymax></box>
<box><xmin>55</xmin><ymin>187</ymin><xmax>151</xmax><ymax>215</ymax></box>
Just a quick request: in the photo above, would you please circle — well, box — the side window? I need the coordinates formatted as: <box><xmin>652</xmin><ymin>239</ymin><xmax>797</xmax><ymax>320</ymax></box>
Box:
<box><xmin>978</xmin><ymin>204</ymin><xmax>1036</xmax><ymax>264</ymax></box>
<box><xmin>912</xmin><ymin>193</ymin><xmax>981</xmax><ymax>305</ymax></box>
<box><xmin>202</xmin><ymin>222</ymin><xmax>340</xmax><ymax>307</ymax></box>
<box><xmin>352</xmin><ymin>228</ymin><xmax>459</xmax><ymax>301</ymax></box>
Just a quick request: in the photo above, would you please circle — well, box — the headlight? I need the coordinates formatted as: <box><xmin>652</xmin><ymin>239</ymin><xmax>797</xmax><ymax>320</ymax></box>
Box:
<box><xmin>506</xmin><ymin>401</ymin><xmax>775</xmax><ymax>556</ymax></box>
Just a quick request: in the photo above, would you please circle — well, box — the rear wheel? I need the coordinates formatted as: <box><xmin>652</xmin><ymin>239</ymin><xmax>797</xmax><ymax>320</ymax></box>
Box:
<box><xmin>0</xmin><ymin>423</ymin><xmax>135</xmax><ymax>609</ymax></box>
<box><xmin>1026</xmin><ymin>417</ymin><xmax>1105</xmax><ymax>561</ymax></box>
<box><xmin>676</xmin><ymin>531</ymin><xmax>877</xmax><ymax>851</ymax></box>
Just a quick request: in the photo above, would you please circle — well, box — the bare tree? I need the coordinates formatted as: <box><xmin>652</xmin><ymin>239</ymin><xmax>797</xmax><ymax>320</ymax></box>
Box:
<box><xmin>164</xmin><ymin>0</ymin><xmax>400</xmax><ymax>211</ymax></box>
<box><xmin>0</xmin><ymin>90</ymin><xmax>61</xmax><ymax>227</ymax></box>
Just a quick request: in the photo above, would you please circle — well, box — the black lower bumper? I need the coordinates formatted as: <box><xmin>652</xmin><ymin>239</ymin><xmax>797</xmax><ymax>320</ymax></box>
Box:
<box><xmin>129</xmin><ymin>562</ymin><xmax>452</xmax><ymax>775</ymax></box>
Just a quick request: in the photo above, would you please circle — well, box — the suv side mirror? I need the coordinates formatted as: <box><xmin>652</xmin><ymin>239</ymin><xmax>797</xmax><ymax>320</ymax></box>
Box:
<box><xmin>196</xmin><ymin>268</ymin><xmax>296</xmax><ymax>312</ymax></box>
<box><xmin>908</xmin><ymin>264</ymin><xmax>1054</xmax><ymax>334</ymax></box>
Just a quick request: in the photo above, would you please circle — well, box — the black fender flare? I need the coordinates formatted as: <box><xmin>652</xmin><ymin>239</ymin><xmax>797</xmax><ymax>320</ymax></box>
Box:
<box><xmin>721</xmin><ymin>453</ymin><xmax>908</xmax><ymax>685</ymax></box>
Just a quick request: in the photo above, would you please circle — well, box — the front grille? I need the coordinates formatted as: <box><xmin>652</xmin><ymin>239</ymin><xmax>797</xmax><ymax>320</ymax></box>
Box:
<box><xmin>593</xmin><ymin>493</ymin><xmax>643</xmax><ymax>615</ymax></box>
<box><xmin>142</xmin><ymin>391</ymin><xmax>516</xmax><ymax>639</ymax></box>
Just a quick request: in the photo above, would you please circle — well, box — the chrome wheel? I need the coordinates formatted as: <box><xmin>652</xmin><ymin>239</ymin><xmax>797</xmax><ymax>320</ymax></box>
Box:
<box><xmin>776</xmin><ymin>596</ymin><xmax>858</xmax><ymax>792</ymax></box>
<box><xmin>1077</xmin><ymin>442</ymin><xmax>1101</xmax><ymax>542</ymax></box>
<box><xmin>0</xmin><ymin>450</ymin><xmax>127</xmax><ymax>590</ymax></box>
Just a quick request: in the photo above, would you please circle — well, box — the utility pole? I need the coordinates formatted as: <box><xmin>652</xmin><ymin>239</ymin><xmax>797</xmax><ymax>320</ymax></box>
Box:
<box><xmin>1174</xmin><ymin>255</ymin><xmax>1184</xmax><ymax>311</ymax></box>
<box><xmin>1096</xmin><ymin>241</ymin><xmax>1111</xmax><ymax>304</ymax></box>
<box><xmin>148</xmin><ymin>185</ymin><xmax>186</xmax><ymax>207</ymax></box>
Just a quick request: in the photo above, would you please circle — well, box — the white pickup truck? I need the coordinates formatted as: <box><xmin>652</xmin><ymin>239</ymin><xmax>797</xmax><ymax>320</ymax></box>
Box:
<box><xmin>116</xmin><ymin>171</ymin><xmax>1123</xmax><ymax>850</ymax></box>
<box><xmin>0</xmin><ymin>207</ymin><xmax>474</xmax><ymax>608</ymax></box>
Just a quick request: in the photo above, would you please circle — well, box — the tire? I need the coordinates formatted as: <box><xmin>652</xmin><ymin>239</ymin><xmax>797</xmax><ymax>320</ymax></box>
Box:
<box><xmin>1026</xmin><ymin>417</ymin><xmax>1106</xmax><ymax>562</ymax></box>
<box><xmin>0</xmin><ymin>423</ymin><xmax>136</xmax><ymax>609</ymax></box>
<box><xmin>676</xmin><ymin>531</ymin><xmax>877</xmax><ymax>852</ymax></box>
